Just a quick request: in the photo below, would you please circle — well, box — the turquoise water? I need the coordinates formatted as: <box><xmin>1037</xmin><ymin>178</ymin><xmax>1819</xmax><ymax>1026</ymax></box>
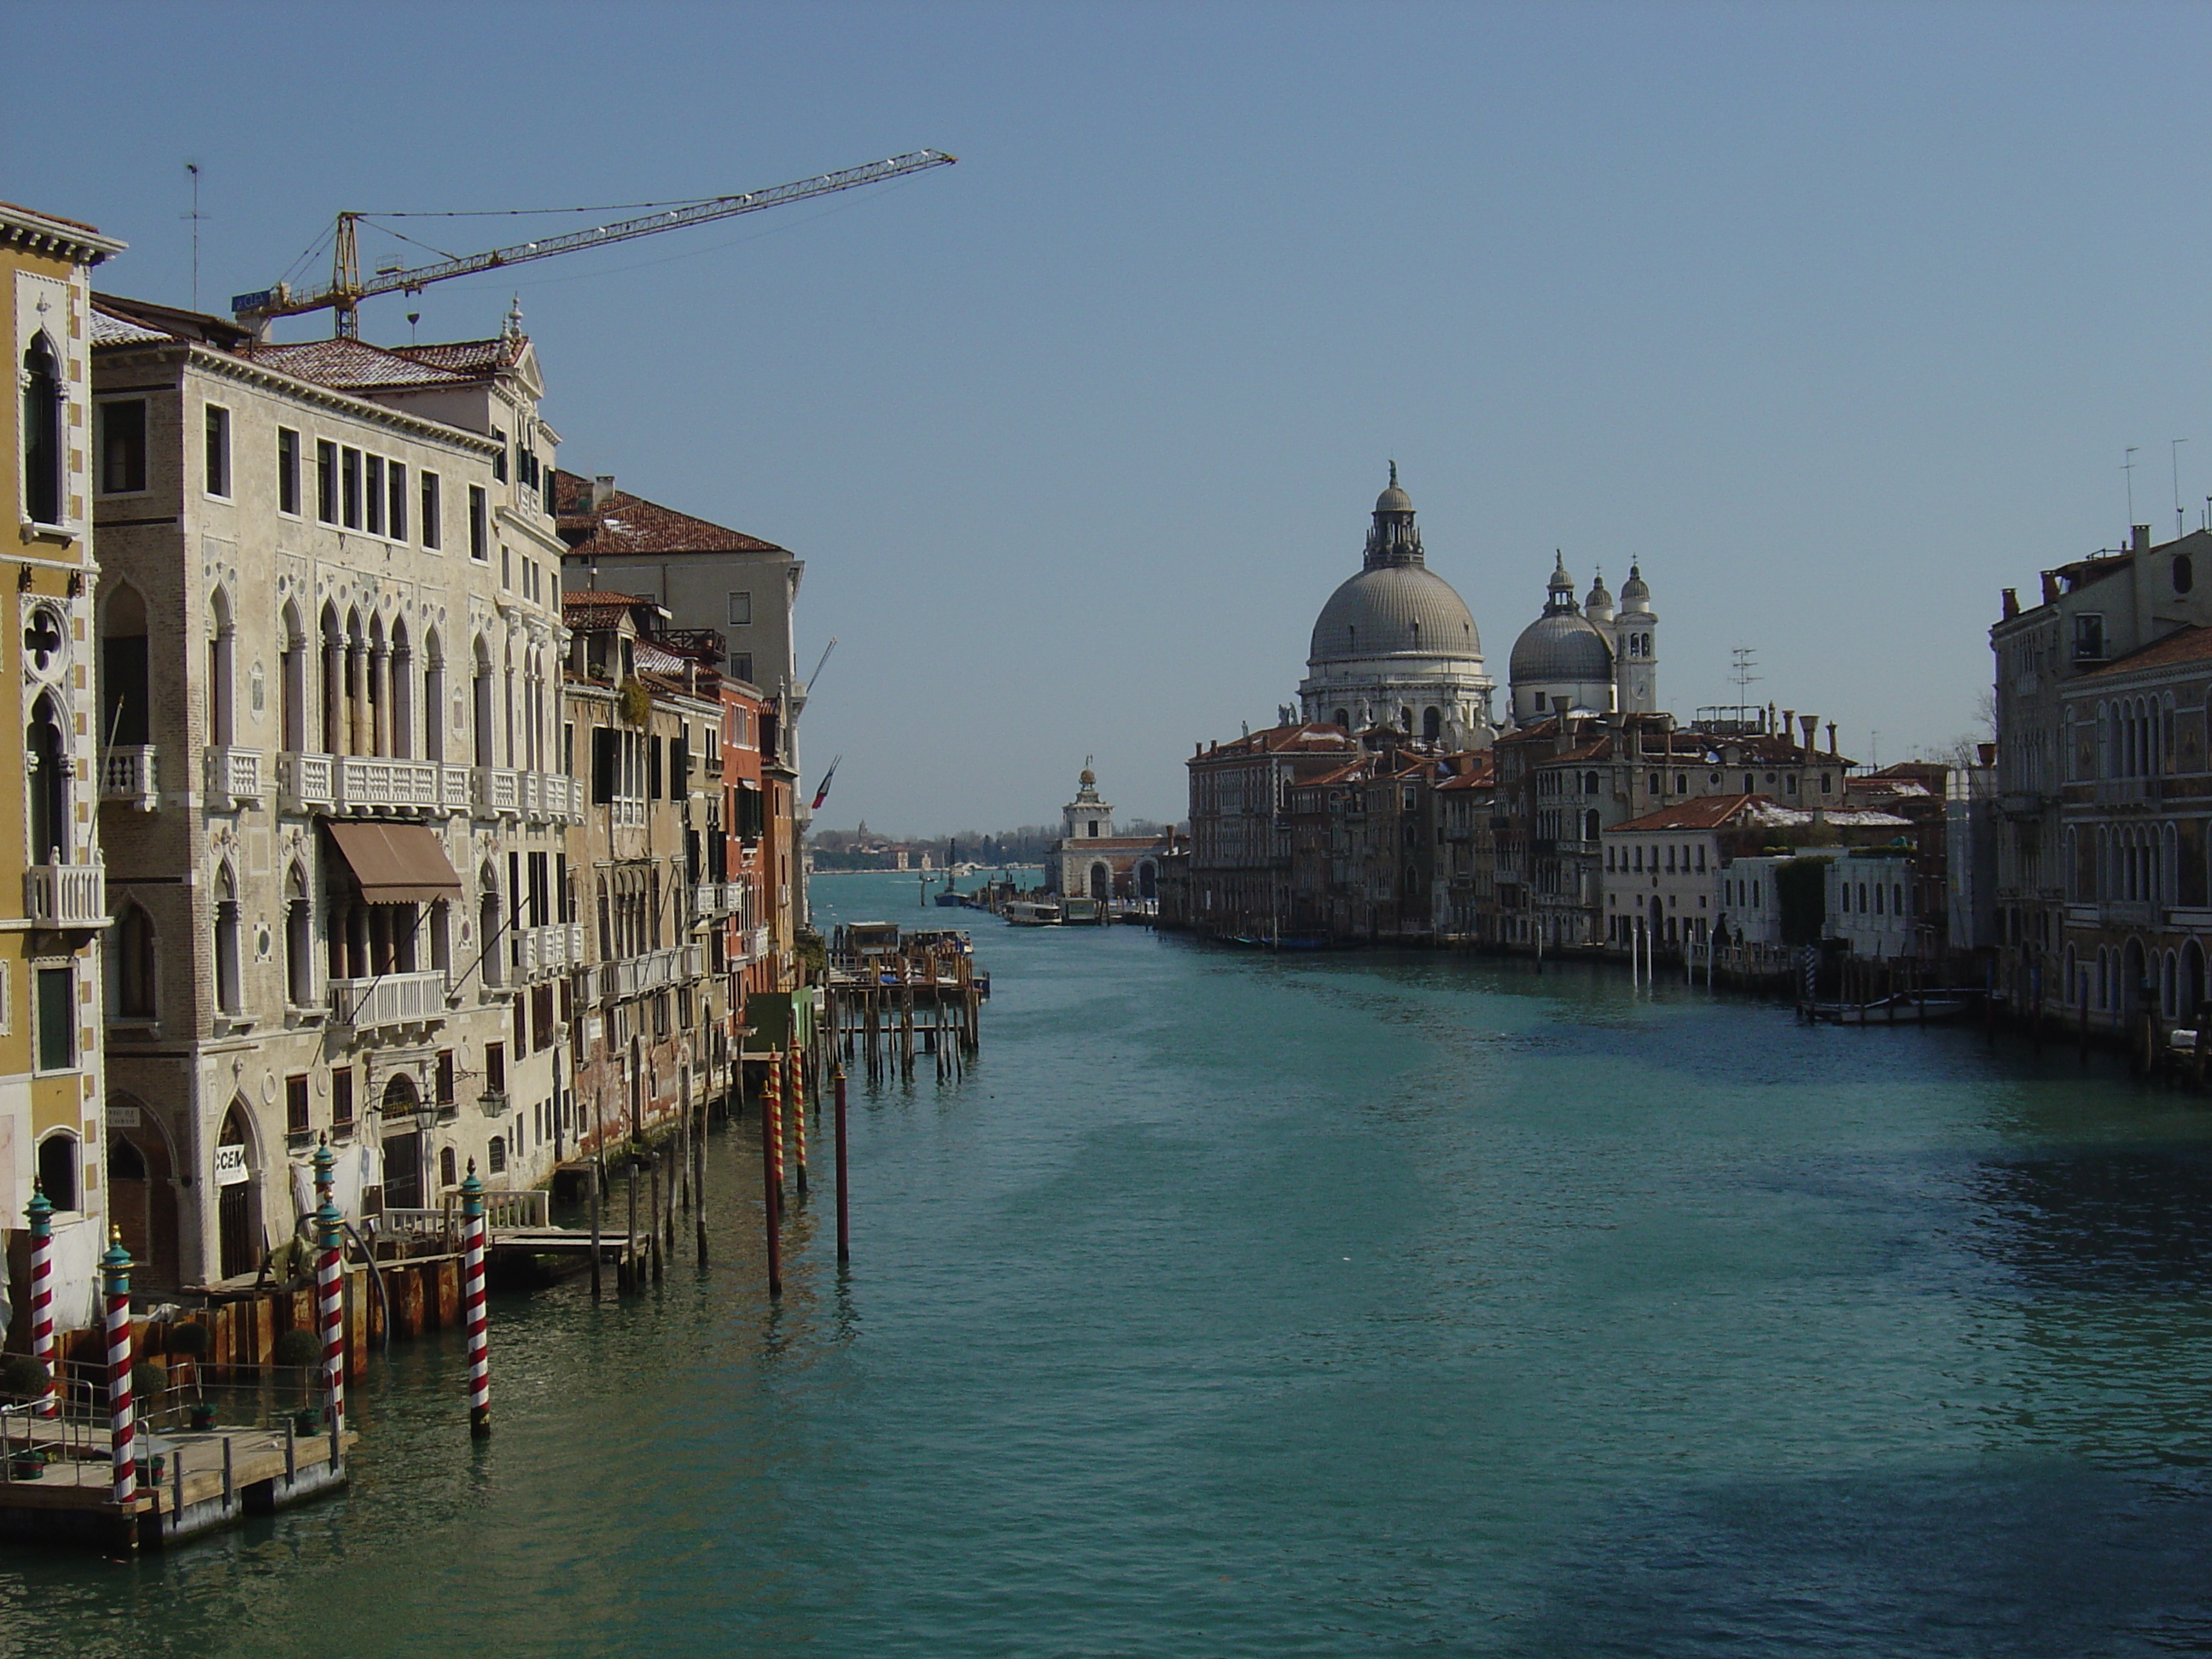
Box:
<box><xmin>9</xmin><ymin>868</ymin><xmax>2212</xmax><ymax>1655</ymax></box>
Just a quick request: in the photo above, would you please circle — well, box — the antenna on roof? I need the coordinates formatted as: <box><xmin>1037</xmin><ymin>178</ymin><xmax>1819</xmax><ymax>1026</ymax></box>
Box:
<box><xmin>2125</xmin><ymin>445</ymin><xmax>2140</xmax><ymax>529</ymax></box>
<box><xmin>2174</xmin><ymin>439</ymin><xmax>2189</xmax><ymax>542</ymax></box>
<box><xmin>183</xmin><ymin>162</ymin><xmax>203</xmax><ymax>312</ymax></box>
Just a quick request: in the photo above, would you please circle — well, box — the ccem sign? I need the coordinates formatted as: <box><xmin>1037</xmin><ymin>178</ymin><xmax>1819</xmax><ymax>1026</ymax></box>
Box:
<box><xmin>213</xmin><ymin>1143</ymin><xmax>250</xmax><ymax>1186</ymax></box>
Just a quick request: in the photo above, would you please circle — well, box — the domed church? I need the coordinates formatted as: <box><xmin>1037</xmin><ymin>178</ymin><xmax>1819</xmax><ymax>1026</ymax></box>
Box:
<box><xmin>1505</xmin><ymin>556</ymin><xmax>1659</xmax><ymax>725</ymax></box>
<box><xmin>1297</xmin><ymin>465</ymin><xmax>1497</xmax><ymax>747</ymax></box>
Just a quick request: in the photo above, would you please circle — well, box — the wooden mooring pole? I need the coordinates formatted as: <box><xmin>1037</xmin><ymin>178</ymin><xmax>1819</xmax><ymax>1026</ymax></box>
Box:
<box><xmin>835</xmin><ymin>1063</ymin><xmax>851</xmax><ymax>1266</ymax></box>
<box><xmin>762</xmin><ymin>1057</ymin><xmax>783</xmax><ymax>1299</ymax></box>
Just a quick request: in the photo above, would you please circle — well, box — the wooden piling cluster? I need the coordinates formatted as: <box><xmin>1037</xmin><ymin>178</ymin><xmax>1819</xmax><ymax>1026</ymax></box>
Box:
<box><xmin>824</xmin><ymin>928</ymin><xmax>984</xmax><ymax>1086</ymax></box>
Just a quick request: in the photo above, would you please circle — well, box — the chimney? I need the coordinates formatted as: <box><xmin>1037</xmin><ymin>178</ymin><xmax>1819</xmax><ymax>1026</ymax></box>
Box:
<box><xmin>1825</xmin><ymin>721</ymin><xmax>1838</xmax><ymax>755</ymax></box>
<box><xmin>2040</xmin><ymin>570</ymin><xmax>2059</xmax><ymax>603</ymax></box>
<box><xmin>2005</xmin><ymin>586</ymin><xmax>2023</xmax><ymax>617</ymax></box>
<box><xmin>1783</xmin><ymin>710</ymin><xmax>1796</xmax><ymax>746</ymax></box>
<box><xmin>1977</xmin><ymin>742</ymin><xmax>1997</xmax><ymax>767</ymax></box>
<box><xmin>1800</xmin><ymin>713</ymin><xmax>1818</xmax><ymax>751</ymax></box>
<box><xmin>591</xmin><ymin>474</ymin><xmax>616</xmax><ymax>509</ymax></box>
<box><xmin>2133</xmin><ymin>524</ymin><xmax>2151</xmax><ymax>554</ymax></box>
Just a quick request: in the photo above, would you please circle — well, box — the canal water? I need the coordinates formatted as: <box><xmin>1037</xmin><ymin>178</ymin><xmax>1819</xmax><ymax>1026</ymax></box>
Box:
<box><xmin>9</xmin><ymin>869</ymin><xmax>2212</xmax><ymax>1656</ymax></box>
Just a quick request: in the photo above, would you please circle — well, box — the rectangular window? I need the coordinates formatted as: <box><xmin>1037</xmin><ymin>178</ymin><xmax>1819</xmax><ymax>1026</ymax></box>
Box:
<box><xmin>276</xmin><ymin>427</ymin><xmax>300</xmax><ymax>515</ymax></box>
<box><xmin>317</xmin><ymin>439</ymin><xmax>338</xmax><ymax>522</ymax></box>
<box><xmin>388</xmin><ymin>460</ymin><xmax>407</xmax><ymax>539</ymax></box>
<box><xmin>204</xmin><ymin>405</ymin><xmax>231</xmax><ymax>497</ymax></box>
<box><xmin>341</xmin><ymin>447</ymin><xmax>362</xmax><ymax>528</ymax></box>
<box><xmin>492</xmin><ymin>429</ymin><xmax>509</xmax><ymax>483</ymax></box>
<box><xmin>34</xmin><ymin>966</ymin><xmax>72</xmax><ymax>1072</ymax></box>
<box><xmin>528</xmin><ymin>851</ymin><xmax>549</xmax><ymax>928</ymax></box>
<box><xmin>501</xmin><ymin>546</ymin><xmax>511</xmax><ymax>589</ymax></box>
<box><xmin>591</xmin><ymin>727</ymin><xmax>618</xmax><ymax>803</ymax></box>
<box><xmin>421</xmin><ymin>471</ymin><xmax>441</xmax><ymax>548</ymax></box>
<box><xmin>648</xmin><ymin>736</ymin><xmax>662</xmax><ymax>800</ymax></box>
<box><xmin>486</xmin><ymin>1041</ymin><xmax>506</xmax><ymax>1097</ymax></box>
<box><xmin>364</xmin><ymin>455</ymin><xmax>385</xmax><ymax>535</ymax></box>
<box><xmin>97</xmin><ymin>400</ymin><xmax>147</xmax><ymax>494</ymax></box>
<box><xmin>727</xmin><ymin>591</ymin><xmax>753</xmax><ymax>626</ymax></box>
<box><xmin>333</xmin><ymin>1067</ymin><xmax>355</xmax><ymax>1132</ymax></box>
<box><xmin>435</xmin><ymin>1049</ymin><xmax>456</xmax><ymax>1106</ymax></box>
<box><xmin>469</xmin><ymin>486</ymin><xmax>487</xmax><ymax>559</ymax></box>
<box><xmin>730</xmin><ymin>653</ymin><xmax>754</xmax><ymax>685</ymax></box>
<box><xmin>287</xmin><ymin>1074</ymin><xmax>311</xmax><ymax>1138</ymax></box>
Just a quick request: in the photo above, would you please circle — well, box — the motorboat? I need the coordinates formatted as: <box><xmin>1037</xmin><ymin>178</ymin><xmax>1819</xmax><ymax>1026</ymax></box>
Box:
<box><xmin>1004</xmin><ymin>900</ymin><xmax>1062</xmax><ymax>928</ymax></box>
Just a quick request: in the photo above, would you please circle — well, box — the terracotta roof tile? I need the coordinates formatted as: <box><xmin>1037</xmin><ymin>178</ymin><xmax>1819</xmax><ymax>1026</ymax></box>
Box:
<box><xmin>249</xmin><ymin>337</ymin><xmax>470</xmax><ymax>390</ymax></box>
<box><xmin>2078</xmin><ymin>624</ymin><xmax>2212</xmax><ymax>678</ymax></box>
<box><xmin>391</xmin><ymin>337</ymin><xmax>526</xmax><ymax>375</ymax></box>
<box><xmin>553</xmin><ymin>469</ymin><xmax>786</xmax><ymax>558</ymax></box>
<box><xmin>1610</xmin><ymin>794</ymin><xmax>1767</xmax><ymax>833</ymax></box>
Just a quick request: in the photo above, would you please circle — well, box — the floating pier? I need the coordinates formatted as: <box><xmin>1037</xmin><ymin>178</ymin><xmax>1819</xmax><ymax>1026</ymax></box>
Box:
<box><xmin>825</xmin><ymin>924</ymin><xmax>987</xmax><ymax>1084</ymax></box>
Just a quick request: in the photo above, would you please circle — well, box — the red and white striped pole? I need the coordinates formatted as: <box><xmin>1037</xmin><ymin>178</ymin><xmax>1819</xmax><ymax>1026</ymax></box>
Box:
<box><xmin>761</xmin><ymin>1057</ymin><xmax>783</xmax><ymax>1299</ymax></box>
<box><xmin>26</xmin><ymin>1186</ymin><xmax>56</xmax><ymax>1417</ymax></box>
<box><xmin>313</xmin><ymin>1136</ymin><xmax>345</xmax><ymax>1429</ymax></box>
<box><xmin>102</xmin><ymin>1230</ymin><xmax>136</xmax><ymax>1509</ymax></box>
<box><xmin>765</xmin><ymin>1053</ymin><xmax>786</xmax><ymax>1194</ymax></box>
<box><xmin>462</xmin><ymin>1161</ymin><xmax>490</xmax><ymax>1438</ymax></box>
<box><xmin>788</xmin><ymin>1041</ymin><xmax>808</xmax><ymax>1195</ymax></box>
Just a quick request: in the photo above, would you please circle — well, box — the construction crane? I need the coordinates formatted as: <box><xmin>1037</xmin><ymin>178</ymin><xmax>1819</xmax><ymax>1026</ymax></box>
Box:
<box><xmin>230</xmin><ymin>149</ymin><xmax>957</xmax><ymax>338</ymax></box>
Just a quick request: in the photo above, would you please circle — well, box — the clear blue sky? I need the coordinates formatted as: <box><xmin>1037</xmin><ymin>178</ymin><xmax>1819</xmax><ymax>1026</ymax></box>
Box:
<box><xmin>9</xmin><ymin>2</ymin><xmax>2207</xmax><ymax>833</ymax></box>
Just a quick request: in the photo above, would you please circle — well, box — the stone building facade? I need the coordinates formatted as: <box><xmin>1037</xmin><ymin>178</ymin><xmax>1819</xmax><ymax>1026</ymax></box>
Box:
<box><xmin>91</xmin><ymin>295</ymin><xmax>579</xmax><ymax>1285</ymax></box>
<box><xmin>1</xmin><ymin>202</ymin><xmax>123</xmax><ymax>1328</ymax></box>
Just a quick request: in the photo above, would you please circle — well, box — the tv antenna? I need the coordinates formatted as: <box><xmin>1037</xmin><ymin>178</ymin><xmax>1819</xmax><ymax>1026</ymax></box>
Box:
<box><xmin>2126</xmin><ymin>445</ymin><xmax>2140</xmax><ymax>527</ymax></box>
<box><xmin>2175</xmin><ymin>439</ymin><xmax>2189</xmax><ymax>541</ymax></box>
<box><xmin>1730</xmin><ymin>646</ymin><xmax>1761</xmax><ymax>700</ymax></box>
<box><xmin>183</xmin><ymin>162</ymin><xmax>204</xmax><ymax>311</ymax></box>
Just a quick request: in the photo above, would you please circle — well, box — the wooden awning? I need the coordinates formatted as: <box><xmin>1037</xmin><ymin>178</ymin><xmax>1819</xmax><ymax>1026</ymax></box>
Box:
<box><xmin>323</xmin><ymin>821</ymin><xmax>462</xmax><ymax>904</ymax></box>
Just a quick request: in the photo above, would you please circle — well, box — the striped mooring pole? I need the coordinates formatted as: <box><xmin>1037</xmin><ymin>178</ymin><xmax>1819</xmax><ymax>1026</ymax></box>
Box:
<box><xmin>761</xmin><ymin>1057</ymin><xmax>783</xmax><ymax>1299</ymax></box>
<box><xmin>834</xmin><ymin>1062</ymin><xmax>850</xmax><ymax>1266</ymax></box>
<box><xmin>313</xmin><ymin>1136</ymin><xmax>345</xmax><ymax>1429</ymax></box>
<box><xmin>102</xmin><ymin>1229</ymin><xmax>137</xmax><ymax>1509</ymax></box>
<box><xmin>462</xmin><ymin>1161</ymin><xmax>491</xmax><ymax>1438</ymax></box>
<box><xmin>26</xmin><ymin>1185</ymin><xmax>57</xmax><ymax>1417</ymax></box>
<box><xmin>765</xmin><ymin>1052</ymin><xmax>786</xmax><ymax>1194</ymax></box>
<box><xmin>788</xmin><ymin>1041</ymin><xmax>808</xmax><ymax>1195</ymax></box>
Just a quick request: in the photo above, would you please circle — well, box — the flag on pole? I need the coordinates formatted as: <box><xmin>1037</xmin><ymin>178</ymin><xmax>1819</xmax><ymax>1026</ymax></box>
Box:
<box><xmin>811</xmin><ymin>754</ymin><xmax>843</xmax><ymax>812</ymax></box>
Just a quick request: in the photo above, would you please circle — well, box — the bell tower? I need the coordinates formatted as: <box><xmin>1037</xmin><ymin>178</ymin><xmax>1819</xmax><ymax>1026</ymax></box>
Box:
<box><xmin>1615</xmin><ymin>563</ymin><xmax>1658</xmax><ymax>713</ymax></box>
<box><xmin>1063</xmin><ymin>762</ymin><xmax>1113</xmax><ymax>841</ymax></box>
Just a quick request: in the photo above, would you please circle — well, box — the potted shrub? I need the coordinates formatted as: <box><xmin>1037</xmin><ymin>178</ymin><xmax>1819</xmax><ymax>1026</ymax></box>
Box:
<box><xmin>188</xmin><ymin>1401</ymin><xmax>217</xmax><ymax>1432</ymax></box>
<box><xmin>0</xmin><ymin>1352</ymin><xmax>49</xmax><ymax>1404</ymax></box>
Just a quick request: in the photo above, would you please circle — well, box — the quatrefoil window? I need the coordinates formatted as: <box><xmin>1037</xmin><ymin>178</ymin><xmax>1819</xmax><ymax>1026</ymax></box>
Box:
<box><xmin>22</xmin><ymin>608</ymin><xmax>62</xmax><ymax>673</ymax></box>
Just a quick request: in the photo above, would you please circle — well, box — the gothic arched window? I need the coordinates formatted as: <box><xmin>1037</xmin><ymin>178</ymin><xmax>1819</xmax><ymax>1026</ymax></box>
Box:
<box><xmin>21</xmin><ymin>335</ymin><xmax>62</xmax><ymax>525</ymax></box>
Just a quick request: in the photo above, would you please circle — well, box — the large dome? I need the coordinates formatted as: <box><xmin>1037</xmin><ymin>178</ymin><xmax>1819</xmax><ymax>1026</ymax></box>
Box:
<box><xmin>1308</xmin><ymin>563</ymin><xmax>1481</xmax><ymax>666</ymax></box>
<box><xmin>1510</xmin><ymin>611</ymin><xmax>1613</xmax><ymax>683</ymax></box>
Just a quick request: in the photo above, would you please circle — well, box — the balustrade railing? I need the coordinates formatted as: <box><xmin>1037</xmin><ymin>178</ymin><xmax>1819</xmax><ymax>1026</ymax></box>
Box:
<box><xmin>100</xmin><ymin>745</ymin><xmax>158</xmax><ymax>810</ymax></box>
<box><xmin>327</xmin><ymin>969</ymin><xmax>449</xmax><ymax>1031</ymax></box>
<box><xmin>204</xmin><ymin>746</ymin><xmax>265</xmax><ymax>807</ymax></box>
<box><xmin>23</xmin><ymin>857</ymin><xmax>106</xmax><ymax>928</ymax></box>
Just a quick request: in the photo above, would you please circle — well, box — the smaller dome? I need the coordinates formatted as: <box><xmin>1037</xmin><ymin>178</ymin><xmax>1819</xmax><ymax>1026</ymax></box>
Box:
<box><xmin>1586</xmin><ymin>569</ymin><xmax>1614</xmax><ymax>613</ymax></box>
<box><xmin>1375</xmin><ymin>459</ymin><xmax>1412</xmax><ymax>515</ymax></box>
<box><xmin>1079</xmin><ymin>768</ymin><xmax>1096</xmax><ymax>787</ymax></box>
<box><xmin>1510</xmin><ymin>611</ymin><xmax>1614</xmax><ymax>684</ymax></box>
<box><xmin>1619</xmin><ymin>562</ymin><xmax>1652</xmax><ymax>609</ymax></box>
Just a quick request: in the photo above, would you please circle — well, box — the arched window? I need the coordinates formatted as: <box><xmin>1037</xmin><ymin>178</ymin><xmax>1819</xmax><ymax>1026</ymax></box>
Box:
<box><xmin>439</xmin><ymin>1146</ymin><xmax>458</xmax><ymax>1190</ymax></box>
<box><xmin>423</xmin><ymin>628</ymin><xmax>446</xmax><ymax>764</ymax></box>
<box><xmin>37</xmin><ymin>1132</ymin><xmax>78</xmax><ymax>1211</ymax></box>
<box><xmin>207</xmin><ymin>588</ymin><xmax>236</xmax><ymax>747</ymax></box>
<box><xmin>472</xmin><ymin>637</ymin><xmax>495</xmax><ymax>767</ymax></box>
<box><xmin>1331</xmin><ymin>707</ymin><xmax>1348</xmax><ymax>731</ymax></box>
<box><xmin>213</xmin><ymin>863</ymin><xmax>242</xmax><ymax>1015</ymax></box>
<box><xmin>480</xmin><ymin>863</ymin><xmax>503</xmax><ymax>987</ymax></box>
<box><xmin>102</xmin><ymin>584</ymin><xmax>150</xmax><ymax>747</ymax></box>
<box><xmin>1422</xmin><ymin>707</ymin><xmax>1441</xmax><ymax>743</ymax></box>
<box><xmin>284</xmin><ymin>863</ymin><xmax>313</xmax><ymax>1007</ymax></box>
<box><xmin>26</xmin><ymin>691</ymin><xmax>67</xmax><ymax>865</ymax></box>
<box><xmin>1585</xmin><ymin>809</ymin><xmax>1601</xmax><ymax>841</ymax></box>
<box><xmin>321</xmin><ymin>602</ymin><xmax>346</xmax><ymax>754</ymax></box>
<box><xmin>391</xmin><ymin>617</ymin><xmax>414</xmax><ymax>759</ymax></box>
<box><xmin>20</xmin><ymin>335</ymin><xmax>62</xmax><ymax>526</ymax></box>
<box><xmin>278</xmin><ymin>601</ymin><xmax>306</xmax><ymax>753</ymax></box>
<box><xmin>113</xmin><ymin>900</ymin><xmax>156</xmax><ymax>1019</ymax></box>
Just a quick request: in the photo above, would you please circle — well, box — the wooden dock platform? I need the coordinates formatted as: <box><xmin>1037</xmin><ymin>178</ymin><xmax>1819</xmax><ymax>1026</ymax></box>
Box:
<box><xmin>0</xmin><ymin>1416</ymin><xmax>353</xmax><ymax>1551</ymax></box>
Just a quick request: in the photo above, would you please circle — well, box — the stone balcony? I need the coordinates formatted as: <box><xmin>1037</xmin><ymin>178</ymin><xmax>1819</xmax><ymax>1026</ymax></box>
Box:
<box><xmin>100</xmin><ymin>746</ymin><xmax>158</xmax><ymax>812</ymax></box>
<box><xmin>24</xmin><ymin>856</ymin><xmax>106</xmax><ymax>928</ymax></box>
<box><xmin>512</xmin><ymin>922</ymin><xmax>586</xmax><ymax>981</ymax></box>
<box><xmin>276</xmin><ymin>753</ymin><xmax>579</xmax><ymax>822</ymax></box>
<box><xmin>595</xmin><ymin>944</ymin><xmax>706</xmax><ymax>1003</ymax></box>
<box><xmin>328</xmin><ymin>969</ymin><xmax>450</xmax><ymax>1035</ymax></box>
<box><xmin>204</xmin><ymin>746</ymin><xmax>265</xmax><ymax>810</ymax></box>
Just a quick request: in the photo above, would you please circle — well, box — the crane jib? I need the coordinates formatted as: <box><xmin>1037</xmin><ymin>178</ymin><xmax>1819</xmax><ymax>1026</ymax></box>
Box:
<box><xmin>231</xmin><ymin>149</ymin><xmax>956</xmax><ymax>322</ymax></box>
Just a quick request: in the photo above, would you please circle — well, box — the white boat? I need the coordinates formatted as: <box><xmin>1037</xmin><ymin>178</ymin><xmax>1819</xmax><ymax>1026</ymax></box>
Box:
<box><xmin>1004</xmin><ymin>900</ymin><xmax>1062</xmax><ymax>928</ymax></box>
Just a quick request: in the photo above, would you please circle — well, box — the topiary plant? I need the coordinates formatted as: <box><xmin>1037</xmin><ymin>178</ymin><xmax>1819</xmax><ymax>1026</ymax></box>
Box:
<box><xmin>0</xmin><ymin>1353</ymin><xmax>50</xmax><ymax>1399</ymax></box>
<box><xmin>132</xmin><ymin>1359</ymin><xmax>169</xmax><ymax>1402</ymax></box>
<box><xmin>271</xmin><ymin>1327</ymin><xmax>322</xmax><ymax>1369</ymax></box>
